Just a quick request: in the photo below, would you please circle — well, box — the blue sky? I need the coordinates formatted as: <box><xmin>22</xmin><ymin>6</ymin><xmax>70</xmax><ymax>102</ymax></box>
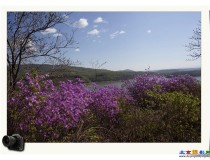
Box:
<box><xmin>46</xmin><ymin>12</ymin><xmax>201</xmax><ymax>71</ymax></box>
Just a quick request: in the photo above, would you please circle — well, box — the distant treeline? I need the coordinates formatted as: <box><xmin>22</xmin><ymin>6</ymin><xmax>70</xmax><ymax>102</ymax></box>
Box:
<box><xmin>13</xmin><ymin>64</ymin><xmax>201</xmax><ymax>84</ymax></box>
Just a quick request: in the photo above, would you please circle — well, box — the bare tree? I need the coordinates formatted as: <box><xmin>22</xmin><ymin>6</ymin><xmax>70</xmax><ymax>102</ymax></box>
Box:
<box><xmin>7</xmin><ymin>12</ymin><xmax>77</xmax><ymax>89</ymax></box>
<box><xmin>185</xmin><ymin>21</ymin><xmax>201</xmax><ymax>60</ymax></box>
<box><xmin>145</xmin><ymin>66</ymin><xmax>150</xmax><ymax>72</ymax></box>
<box><xmin>90</xmin><ymin>60</ymin><xmax>107</xmax><ymax>82</ymax></box>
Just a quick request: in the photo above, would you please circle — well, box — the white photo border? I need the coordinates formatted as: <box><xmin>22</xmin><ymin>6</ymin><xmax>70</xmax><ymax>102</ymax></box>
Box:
<box><xmin>0</xmin><ymin>6</ymin><xmax>209</xmax><ymax>154</ymax></box>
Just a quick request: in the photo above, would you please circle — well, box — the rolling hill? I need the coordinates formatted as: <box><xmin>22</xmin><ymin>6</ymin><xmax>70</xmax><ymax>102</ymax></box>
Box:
<box><xmin>15</xmin><ymin>64</ymin><xmax>201</xmax><ymax>84</ymax></box>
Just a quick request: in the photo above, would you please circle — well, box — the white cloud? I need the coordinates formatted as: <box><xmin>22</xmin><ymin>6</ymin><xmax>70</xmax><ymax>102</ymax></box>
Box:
<box><xmin>110</xmin><ymin>31</ymin><xmax>118</xmax><ymax>39</ymax></box>
<box><xmin>53</xmin><ymin>33</ymin><xmax>63</xmax><ymax>37</ymax></box>
<box><xmin>110</xmin><ymin>30</ymin><xmax>126</xmax><ymax>39</ymax></box>
<box><xmin>75</xmin><ymin>48</ymin><xmax>80</xmax><ymax>52</ymax></box>
<box><xmin>119</xmin><ymin>30</ymin><xmax>126</xmax><ymax>34</ymax></box>
<box><xmin>87</xmin><ymin>29</ymin><xmax>100</xmax><ymax>36</ymax></box>
<box><xmin>94</xmin><ymin>17</ymin><xmax>106</xmax><ymax>23</ymax></box>
<box><xmin>26</xmin><ymin>39</ymin><xmax>37</xmax><ymax>52</ymax></box>
<box><xmin>93</xmin><ymin>25</ymin><xmax>98</xmax><ymax>28</ymax></box>
<box><xmin>147</xmin><ymin>30</ymin><xmax>152</xmax><ymax>34</ymax></box>
<box><xmin>41</xmin><ymin>28</ymin><xmax>63</xmax><ymax>38</ymax></box>
<box><xmin>73</xmin><ymin>18</ymin><xmax>88</xmax><ymax>28</ymax></box>
<box><xmin>41</xmin><ymin>28</ymin><xmax>57</xmax><ymax>35</ymax></box>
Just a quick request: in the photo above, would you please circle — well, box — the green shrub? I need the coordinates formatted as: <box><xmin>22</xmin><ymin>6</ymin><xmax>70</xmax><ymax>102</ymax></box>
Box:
<box><xmin>145</xmin><ymin>91</ymin><xmax>201</xmax><ymax>142</ymax></box>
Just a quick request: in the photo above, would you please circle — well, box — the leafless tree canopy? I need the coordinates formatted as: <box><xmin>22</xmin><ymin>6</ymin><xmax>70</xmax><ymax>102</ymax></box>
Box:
<box><xmin>7</xmin><ymin>12</ymin><xmax>77</xmax><ymax>89</ymax></box>
<box><xmin>186</xmin><ymin>21</ymin><xmax>201</xmax><ymax>60</ymax></box>
<box><xmin>90</xmin><ymin>60</ymin><xmax>107</xmax><ymax>82</ymax></box>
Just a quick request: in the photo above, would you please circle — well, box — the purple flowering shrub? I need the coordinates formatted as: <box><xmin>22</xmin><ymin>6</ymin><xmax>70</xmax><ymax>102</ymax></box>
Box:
<box><xmin>90</xmin><ymin>86</ymin><xmax>121</xmax><ymax>119</ymax></box>
<box><xmin>7</xmin><ymin>73</ymin><xmax>128</xmax><ymax>141</ymax></box>
<box><xmin>7</xmin><ymin>72</ymin><xmax>201</xmax><ymax>142</ymax></box>
<box><xmin>123</xmin><ymin>74</ymin><xmax>165</xmax><ymax>107</ymax></box>
<box><xmin>123</xmin><ymin>74</ymin><xmax>200</xmax><ymax>108</ymax></box>
<box><xmin>8</xmin><ymin>73</ymin><xmax>93</xmax><ymax>141</ymax></box>
<box><xmin>163</xmin><ymin>74</ymin><xmax>200</xmax><ymax>97</ymax></box>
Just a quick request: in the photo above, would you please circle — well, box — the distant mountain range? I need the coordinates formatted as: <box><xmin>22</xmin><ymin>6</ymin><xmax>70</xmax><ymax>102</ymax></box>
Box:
<box><xmin>152</xmin><ymin>67</ymin><xmax>200</xmax><ymax>72</ymax></box>
<box><xmin>119</xmin><ymin>68</ymin><xmax>201</xmax><ymax>72</ymax></box>
<box><xmin>16</xmin><ymin>64</ymin><xmax>201</xmax><ymax>84</ymax></box>
<box><xmin>118</xmin><ymin>69</ymin><xmax>135</xmax><ymax>72</ymax></box>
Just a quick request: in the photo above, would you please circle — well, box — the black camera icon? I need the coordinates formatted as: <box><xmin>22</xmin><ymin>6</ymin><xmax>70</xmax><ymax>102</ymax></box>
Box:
<box><xmin>2</xmin><ymin>134</ymin><xmax>24</xmax><ymax>151</ymax></box>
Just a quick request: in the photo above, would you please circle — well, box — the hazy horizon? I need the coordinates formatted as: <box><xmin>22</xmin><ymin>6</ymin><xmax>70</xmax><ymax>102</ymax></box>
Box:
<box><xmin>20</xmin><ymin>63</ymin><xmax>201</xmax><ymax>72</ymax></box>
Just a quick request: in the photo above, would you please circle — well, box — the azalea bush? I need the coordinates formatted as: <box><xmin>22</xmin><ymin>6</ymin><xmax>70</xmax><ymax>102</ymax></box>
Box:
<box><xmin>90</xmin><ymin>85</ymin><xmax>121</xmax><ymax>118</ymax></box>
<box><xmin>7</xmin><ymin>73</ymin><xmax>201</xmax><ymax>142</ymax></box>
<box><xmin>8</xmin><ymin>73</ymin><xmax>93</xmax><ymax>142</ymax></box>
<box><xmin>162</xmin><ymin>74</ymin><xmax>201</xmax><ymax>98</ymax></box>
<box><xmin>123</xmin><ymin>74</ymin><xmax>200</xmax><ymax>107</ymax></box>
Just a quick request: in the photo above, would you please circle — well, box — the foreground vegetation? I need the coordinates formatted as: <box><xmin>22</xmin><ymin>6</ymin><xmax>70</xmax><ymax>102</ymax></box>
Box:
<box><xmin>8</xmin><ymin>72</ymin><xmax>201</xmax><ymax>142</ymax></box>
